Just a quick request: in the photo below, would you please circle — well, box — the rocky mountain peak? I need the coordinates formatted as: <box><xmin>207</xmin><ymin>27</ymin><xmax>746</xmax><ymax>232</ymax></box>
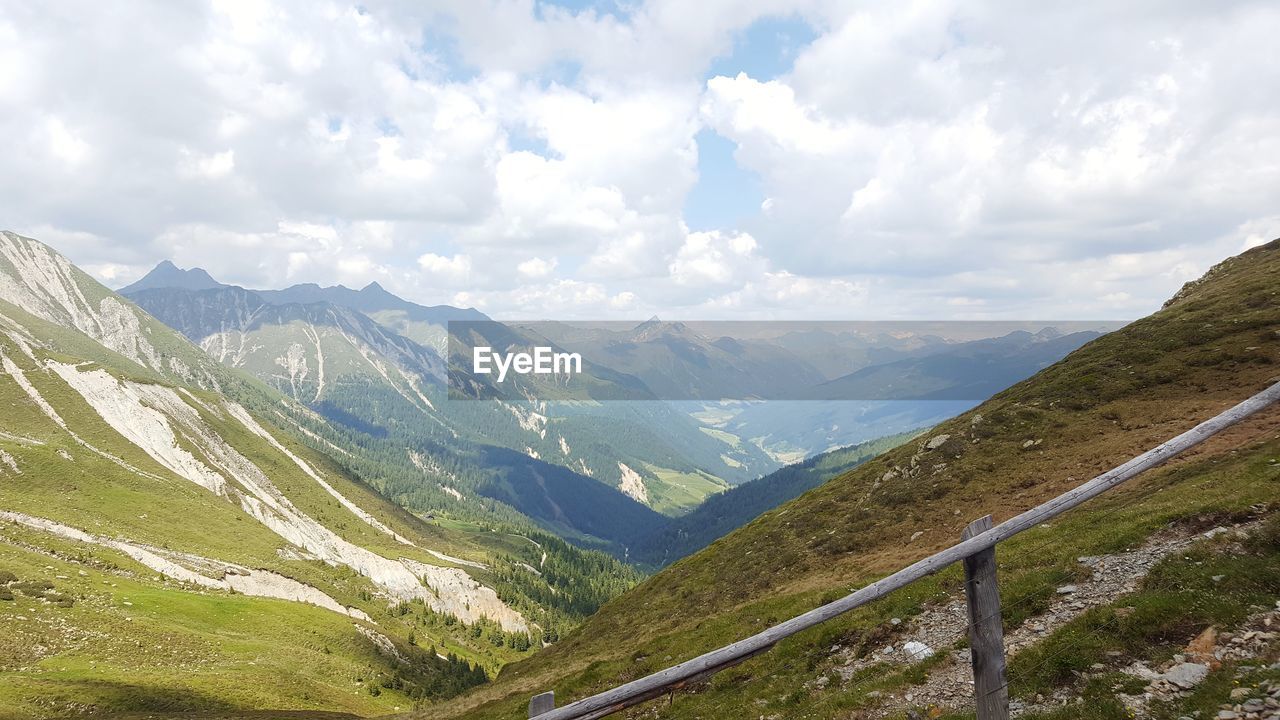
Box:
<box><xmin>120</xmin><ymin>260</ymin><xmax>226</xmax><ymax>294</ymax></box>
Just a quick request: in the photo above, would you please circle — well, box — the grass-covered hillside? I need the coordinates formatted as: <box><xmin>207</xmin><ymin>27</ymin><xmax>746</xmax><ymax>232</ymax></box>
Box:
<box><xmin>0</xmin><ymin>232</ymin><xmax>637</xmax><ymax>718</ymax></box>
<box><xmin>628</xmin><ymin>429</ymin><xmax>923</xmax><ymax>568</ymax></box>
<box><xmin>425</xmin><ymin>238</ymin><xmax>1280</xmax><ymax>720</ymax></box>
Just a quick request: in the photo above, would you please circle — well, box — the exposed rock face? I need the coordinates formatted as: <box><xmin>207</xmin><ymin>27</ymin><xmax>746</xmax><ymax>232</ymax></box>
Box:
<box><xmin>1117</xmin><ymin>601</ymin><xmax>1280</xmax><ymax>718</ymax></box>
<box><xmin>0</xmin><ymin>449</ymin><xmax>20</xmax><ymax>474</ymax></box>
<box><xmin>0</xmin><ymin>231</ymin><xmax>218</xmax><ymax>388</ymax></box>
<box><xmin>400</xmin><ymin>558</ymin><xmax>528</xmax><ymax>633</ymax></box>
<box><xmin>40</xmin><ymin>359</ymin><xmax>525</xmax><ymax>629</ymax></box>
<box><xmin>224</xmin><ymin>401</ymin><xmax>415</xmax><ymax>546</ymax></box>
<box><xmin>355</xmin><ymin>625</ymin><xmax>408</xmax><ymax>663</ymax></box>
<box><xmin>901</xmin><ymin>641</ymin><xmax>934</xmax><ymax>661</ymax></box>
<box><xmin>127</xmin><ymin>284</ymin><xmax>445</xmax><ymax>408</ymax></box>
<box><xmin>46</xmin><ymin>363</ymin><xmax>230</xmax><ymax>495</ymax></box>
<box><xmin>1</xmin><ymin>511</ymin><xmax>369</xmax><ymax>620</ymax></box>
<box><xmin>618</xmin><ymin>462</ymin><xmax>649</xmax><ymax>505</ymax></box>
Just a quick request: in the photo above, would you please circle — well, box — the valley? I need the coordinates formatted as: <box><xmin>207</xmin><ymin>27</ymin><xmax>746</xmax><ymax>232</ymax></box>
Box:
<box><xmin>3</xmin><ymin>230</ymin><xmax>1268</xmax><ymax>720</ymax></box>
<box><xmin>415</xmin><ymin>238</ymin><xmax>1280</xmax><ymax>720</ymax></box>
<box><xmin>1</xmin><ymin>231</ymin><xmax>1059</xmax><ymax>717</ymax></box>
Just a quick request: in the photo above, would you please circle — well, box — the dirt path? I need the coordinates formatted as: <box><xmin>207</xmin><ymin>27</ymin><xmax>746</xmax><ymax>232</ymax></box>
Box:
<box><xmin>827</xmin><ymin>521</ymin><xmax>1262</xmax><ymax>717</ymax></box>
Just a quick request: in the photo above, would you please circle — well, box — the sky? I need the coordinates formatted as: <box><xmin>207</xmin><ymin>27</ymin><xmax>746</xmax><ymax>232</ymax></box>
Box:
<box><xmin>1</xmin><ymin>0</ymin><xmax>1278</xmax><ymax>320</ymax></box>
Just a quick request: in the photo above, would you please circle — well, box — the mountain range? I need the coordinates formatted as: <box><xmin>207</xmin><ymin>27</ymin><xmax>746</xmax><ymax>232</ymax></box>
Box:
<box><xmin>123</xmin><ymin>271</ymin><xmax>781</xmax><ymax>526</ymax></box>
<box><xmin>0</xmin><ymin>229</ymin><xmax>1175</xmax><ymax>718</ymax></box>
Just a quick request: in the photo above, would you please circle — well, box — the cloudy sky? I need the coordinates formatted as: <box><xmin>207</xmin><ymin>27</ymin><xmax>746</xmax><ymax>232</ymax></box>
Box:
<box><xmin>2</xmin><ymin>1</ymin><xmax>1278</xmax><ymax>319</ymax></box>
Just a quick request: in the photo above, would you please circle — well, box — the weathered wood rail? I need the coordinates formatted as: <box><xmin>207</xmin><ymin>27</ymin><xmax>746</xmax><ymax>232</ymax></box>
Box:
<box><xmin>530</xmin><ymin>382</ymin><xmax>1280</xmax><ymax>719</ymax></box>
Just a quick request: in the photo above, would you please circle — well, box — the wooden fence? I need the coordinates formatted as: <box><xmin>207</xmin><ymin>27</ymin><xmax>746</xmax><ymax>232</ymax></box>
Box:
<box><xmin>529</xmin><ymin>381</ymin><xmax>1280</xmax><ymax>720</ymax></box>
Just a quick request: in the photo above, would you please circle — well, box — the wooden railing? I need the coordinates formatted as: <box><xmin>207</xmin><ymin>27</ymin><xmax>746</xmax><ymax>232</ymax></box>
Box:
<box><xmin>529</xmin><ymin>381</ymin><xmax>1280</xmax><ymax>720</ymax></box>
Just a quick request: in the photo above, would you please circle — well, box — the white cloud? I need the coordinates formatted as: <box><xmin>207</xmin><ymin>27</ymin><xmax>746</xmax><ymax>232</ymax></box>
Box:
<box><xmin>180</xmin><ymin>148</ymin><xmax>235</xmax><ymax>179</ymax></box>
<box><xmin>473</xmin><ymin>150</ymin><xmax>632</xmax><ymax>247</ymax></box>
<box><xmin>701</xmin><ymin>2</ymin><xmax>1280</xmax><ymax>286</ymax></box>
<box><xmin>417</xmin><ymin>252</ymin><xmax>472</xmax><ymax>285</ymax></box>
<box><xmin>1234</xmin><ymin>215</ymin><xmax>1280</xmax><ymax>251</ymax></box>
<box><xmin>609</xmin><ymin>291</ymin><xmax>638</xmax><ymax>310</ymax></box>
<box><xmin>45</xmin><ymin>116</ymin><xmax>89</xmax><ymax>165</ymax></box>
<box><xmin>582</xmin><ymin>230</ymin><xmax>678</xmax><ymax>280</ymax></box>
<box><xmin>0</xmin><ymin>1</ymin><xmax>1277</xmax><ymax>320</ymax></box>
<box><xmin>669</xmin><ymin>230</ymin><xmax>763</xmax><ymax>287</ymax></box>
<box><xmin>517</xmin><ymin>257</ymin><xmax>557</xmax><ymax>279</ymax></box>
<box><xmin>697</xmin><ymin>271</ymin><xmax>869</xmax><ymax>318</ymax></box>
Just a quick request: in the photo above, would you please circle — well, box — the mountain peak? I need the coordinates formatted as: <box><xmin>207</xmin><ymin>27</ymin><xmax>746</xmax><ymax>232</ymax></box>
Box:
<box><xmin>253</xmin><ymin>280</ymin><xmax>489</xmax><ymax>323</ymax></box>
<box><xmin>120</xmin><ymin>261</ymin><xmax>226</xmax><ymax>294</ymax></box>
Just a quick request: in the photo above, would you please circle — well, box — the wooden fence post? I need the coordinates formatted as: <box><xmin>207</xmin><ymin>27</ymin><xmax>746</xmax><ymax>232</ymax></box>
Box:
<box><xmin>529</xmin><ymin>691</ymin><xmax>555</xmax><ymax>718</ymax></box>
<box><xmin>962</xmin><ymin>515</ymin><xmax>1009</xmax><ymax>720</ymax></box>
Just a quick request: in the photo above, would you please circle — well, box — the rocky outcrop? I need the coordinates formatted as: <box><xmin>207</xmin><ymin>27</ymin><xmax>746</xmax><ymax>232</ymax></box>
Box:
<box><xmin>1</xmin><ymin>511</ymin><xmax>369</xmax><ymax>620</ymax></box>
<box><xmin>618</xmin><ymin>462</ymin><xmax>649</xmax><ymax>505</ymax></box>
<box><xmin>400</xmin><ymin>558</ymin><xmax>528</xmax><ymax>633</ymax></box>
<box><xmin>0</xmin><ymin>231</ymin><xmax>218</xmax><ymax>388</ymax></box>
<box><xmin>43</xmin><ymin>359</ymin><xmax>525</xmax><ymax>631</ymax></box>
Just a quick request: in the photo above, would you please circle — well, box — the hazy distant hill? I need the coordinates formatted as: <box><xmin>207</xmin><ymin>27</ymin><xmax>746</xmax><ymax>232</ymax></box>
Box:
<box><xmin>803</xmin><ymin>328</ymin><xmax>1103</xmax><ymax>401</ymax></box>
<box><xmin>531</xmin><ymin>318</ymin><xmax>828</xmax><ymax>400</ymax></box>
<box><xmin>124</xmin><ymin>267</ymin><xmax>779</xmax><ymax>524</ymax></box>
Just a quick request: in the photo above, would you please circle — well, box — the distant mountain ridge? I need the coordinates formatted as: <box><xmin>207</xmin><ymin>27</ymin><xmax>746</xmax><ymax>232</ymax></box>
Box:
<box><xmin>257</xmin><ymin>280</ymin><xmax>488</xmax><ymax>325</ymax></box>
<box><xmin>123</xmin><ymin>263</ymin><xmax>778</xmax><ymax>533</ymax></box>
<box><xmin>128</xmin><ymin>284</ymin><xmax>446</xmax><ymax>406</ymax></box>
<box><xmin>120</xmin><ymin>261</ymin><xmax>488</xmax><ymax>324</ymax></box>
<box><xmin>122</xmin><ymin>262</ymin><xmax>1107</xmax><ymax>529</ymax></box>
<box><xmin>530</xmin><ymin>319</ymin><xmax>829</xmax><ymax>400</ymax></box>
<box><xmin>119</xmin><ymin>259</ymin><xmax>227</xmax><ymax>293</ymax></box>
<box><xmin>803</xmin><ymin>328</ymin><xmax>1104</xmax><ymax>401</ymax></box>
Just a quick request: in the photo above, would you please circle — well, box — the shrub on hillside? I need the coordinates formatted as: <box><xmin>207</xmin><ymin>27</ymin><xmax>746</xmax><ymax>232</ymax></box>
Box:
<box><xmin>12</xmin><ymin>580</ymin><xmax>53</xmax><ymax>596</ymax></box>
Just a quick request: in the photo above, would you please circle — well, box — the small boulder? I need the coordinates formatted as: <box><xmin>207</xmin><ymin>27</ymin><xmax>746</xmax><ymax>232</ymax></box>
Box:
<box><xmin>902</xmin><ymin>641</ymin><xmax>934</xmax><ymax>662</ymax></box>
<box><xmin>1161</xmin><ymin>662</ymin><xmax>1209</xmax><ymax>690</ymax></box>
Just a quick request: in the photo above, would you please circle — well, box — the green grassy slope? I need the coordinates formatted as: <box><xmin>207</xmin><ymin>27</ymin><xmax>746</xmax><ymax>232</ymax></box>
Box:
<box><xmin>0</xmin><ymin>307</ymin><xmax>515</xmax><ymax>716</ymax></box>
<box><xmin>0</xmin><ymin>232</ymin><xmax>640</xmax><ymax>717</ymax></box>
<box><xmin>424</xmin><ymin>238</ymin><xmax>1280</xmax><ymax>719</ymax></box>
<box><xmin>628</xmin><ymin>429</ymin><xmax>923</xmax><ymax>568</ymax></box>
